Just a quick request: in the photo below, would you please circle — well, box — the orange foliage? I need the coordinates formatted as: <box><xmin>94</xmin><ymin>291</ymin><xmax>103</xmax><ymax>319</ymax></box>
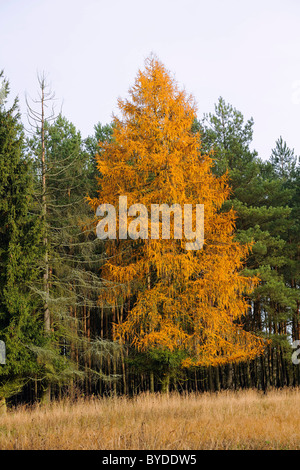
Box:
<box><xmin>88</xmin><ymin>55</ymin><xmax>267</xmax><ymax>367</ymax></box>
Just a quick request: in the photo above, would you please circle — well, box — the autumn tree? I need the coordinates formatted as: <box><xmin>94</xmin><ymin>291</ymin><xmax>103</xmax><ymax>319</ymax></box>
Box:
<box><xmin>88</xmin><ymin>56</ymin><xmax>267</xmax><ymax>391</ymax></box>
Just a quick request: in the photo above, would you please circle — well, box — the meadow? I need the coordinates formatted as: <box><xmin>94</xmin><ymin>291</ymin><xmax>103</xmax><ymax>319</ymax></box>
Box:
<box><xmin>0</xmin><ymin>388</ymin><xmax>300</xmax><ymax>450</ymax></box>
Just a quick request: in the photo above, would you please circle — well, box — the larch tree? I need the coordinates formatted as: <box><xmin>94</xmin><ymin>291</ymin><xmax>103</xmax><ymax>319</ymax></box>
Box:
<box><xmin>89</xmin><ymin>56</ymin><xmax>267</xmax><ymax>390</ymax></box>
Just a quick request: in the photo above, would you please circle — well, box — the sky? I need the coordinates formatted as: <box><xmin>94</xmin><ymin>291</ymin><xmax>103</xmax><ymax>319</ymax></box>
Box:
<box><xmin>1</xmin><ymin>0</ymin><xmax>300</xmax><ymax>160</ymax></box>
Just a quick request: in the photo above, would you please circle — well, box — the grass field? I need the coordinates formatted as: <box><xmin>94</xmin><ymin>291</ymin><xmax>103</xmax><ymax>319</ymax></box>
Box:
<box><xmin>0</xmin><ymin>388</ymin><xmax>300</xmax><ymax>450</ymax></box>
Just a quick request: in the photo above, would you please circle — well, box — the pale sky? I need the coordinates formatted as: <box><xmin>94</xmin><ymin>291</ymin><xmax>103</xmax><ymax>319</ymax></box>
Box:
<box><xmin>1</xmin><ymin>0</ymin><xmax>300</xmax><ymax>160</ymax></box>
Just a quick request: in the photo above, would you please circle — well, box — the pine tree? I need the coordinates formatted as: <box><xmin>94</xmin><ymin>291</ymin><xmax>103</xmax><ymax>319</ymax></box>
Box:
<box><xmin>200</xmin><ymin>96</ymin><xmax>256</xmax><ymax>179</ymax></box>
<box><xmin>270</xmin><ymin>136</ymin><xmax>298</xmax><ymax>179</ymax></box>
<box><xmin>268</xmin><ymin>139</ymin><xmax>300</xmax><ymax>386</ymax></box>
<box><xmin>200</xmin><ymin>97</ymin><xmax>298</xmax><ymax>389</ymax></box>
<box><xmin>89</xmin><ymin>57</ymin><xmax>266</xmax><ymax>391</ymax></box>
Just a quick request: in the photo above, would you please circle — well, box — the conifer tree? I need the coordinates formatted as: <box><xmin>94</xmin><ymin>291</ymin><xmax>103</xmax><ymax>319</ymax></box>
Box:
<box><xmin>268</xmin><ymin>139</ymin><xmax>300</xmax><ymax>386</ymax></box>
<box><xmin>27</xmin><ymin>96</ymin><xmax>119</xmax><ymax>398</ymax></box>
<box><xmin>39</xmin><ymin>114</ymin><xmax>118</xmax><ymax>396</ymax></box>
<box><xmin>200</xmin><ymin>98</ymin><xmax>298</xmax><ymax>388</ymax></box>
<box><xmin>270</xmin><ymin>136</ymin><xmax>298</xmax><ymax>179</ymax></box>
<box><xmin>89</xmin><ymin>57</ymin><xmax>266</xmax><ymax>390</ymax></box>
<box><xmin>0</xmin><ymin>71</ymin><xmax>45</xmax><ymax>404</ymax></box>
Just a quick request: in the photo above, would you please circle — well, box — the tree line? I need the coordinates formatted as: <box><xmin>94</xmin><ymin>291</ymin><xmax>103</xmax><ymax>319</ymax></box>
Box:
<box><xmin>0</xmin><ymin>58</ymin><xmax>299</xmax><ymax>406</ymax></box>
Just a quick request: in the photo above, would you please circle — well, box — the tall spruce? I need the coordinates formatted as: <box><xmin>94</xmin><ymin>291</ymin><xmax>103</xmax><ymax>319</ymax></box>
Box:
<box><xmin>0</xmin><ymin>71</ymin><xmax>45</xmax><ymax>405</ymax></box>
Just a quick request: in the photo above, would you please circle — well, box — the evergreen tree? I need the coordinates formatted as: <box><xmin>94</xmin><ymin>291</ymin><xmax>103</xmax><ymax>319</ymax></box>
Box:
<box><xmin>0</xmin><ymin>71</ymin><xmax>45</xmax><ymax>404</ymax></box>
<box><xmin>201</xmin><ymin>97</ymin><xmax>298</xmax><ymax>388</ymax></box>
<box><xmin>200</xmin><ymin>96</ymin><xmax>256</xmax><ymax>179</ymax></box>
<box><xmin>270</xmin><ymin>136</ymin><xmax>298</xmax><ymax>179</ymax></box>
<box><xmin>268</xmin><ymin>138</ymin><xmax>300</xmax><ymax>385</ymax></box>
<box><xmin>84</xmin><ymin>122</ymin><xmax>115</xmax><ymax>199</ymax></box>
<box><xmin>27</xmin><ymin>105</ymin><xmax>119</xmax><ymax>398</ymax></box>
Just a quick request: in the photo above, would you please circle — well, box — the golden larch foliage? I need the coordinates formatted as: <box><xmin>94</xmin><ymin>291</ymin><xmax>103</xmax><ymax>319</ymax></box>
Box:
<box><xmin>88</xmin><ymin>55</ymin><xmax>267</xmax><ymax>367</ymax></box>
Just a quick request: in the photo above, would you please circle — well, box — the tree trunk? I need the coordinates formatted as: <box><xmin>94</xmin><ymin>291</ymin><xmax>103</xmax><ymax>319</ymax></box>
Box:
<box><xmin>161</xmin><ymin>372</ymin><xmax>170</xmax><ymax>394</ymax></box>
<box><xmin>41</xmin><ymin>387</ymin><xmax>51</xmax><ymax>404</ymax></box>
<box><xmin>150</xmin><ymin>371</ymin><xmax>155</xmax><ymax>393</ymax></box>
<box><xmin>0</xmin><ymin>397</ymin><xmax>6</xmax><ymax>415</ymax></box>
<box><xmin>226</xmin><ymin>364</ymin><xmax>233</xmax><ymax>389</ymax></box>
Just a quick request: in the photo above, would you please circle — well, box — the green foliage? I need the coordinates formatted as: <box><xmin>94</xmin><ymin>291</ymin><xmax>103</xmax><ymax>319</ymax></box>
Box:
<box><xmin>84</xmin><ymin>121</ymin><xmax>114</xmax><ymax>194</ymax></box>
<box><xmin>200</xmin><ymin>96</ymin><xmax>257</xmax><ymax>177</ymax></box>
<box><xmin>126</xmin><ymin>348</ymin><xmax>188</xmax><ymax>392</ymax></box>
<box><xmin>270</xmin><ymin>136</ymin><xmax>298</xmax><ymax>179</ymax></box>
<box><xmin>201</xmin><ymin>96</ymin><xmax>299</xmax><ymax>352</ymax></box>
<box><xmin>0</xmin><ymin>72</ymin><xmax>46</xmax><ymax>398</ymax></box>
<box><xmin>26</xmin><ymin>112</ymin><xmax>114</xmax><ymax>398</ymax></box>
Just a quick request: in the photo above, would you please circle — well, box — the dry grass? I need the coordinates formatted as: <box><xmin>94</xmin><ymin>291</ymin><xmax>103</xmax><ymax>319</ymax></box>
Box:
<box><xmin>1</xmin><ymin>388</ymin><xmax>300</xmax><ymax>449</ymax></box>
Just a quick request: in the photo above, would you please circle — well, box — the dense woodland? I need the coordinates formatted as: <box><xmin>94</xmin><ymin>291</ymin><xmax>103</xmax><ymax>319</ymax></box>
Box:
<box><xmin>0</xmin><ymin>57</ymin><xmax>299</xmax><ymax>406</ymax></box>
